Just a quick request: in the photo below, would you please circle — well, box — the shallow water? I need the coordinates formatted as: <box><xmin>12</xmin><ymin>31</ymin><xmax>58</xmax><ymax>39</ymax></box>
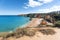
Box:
<box><xmin>0</xmin><ymin>15</ymin><xmax>30</xmax><ymax>32</ymax></box>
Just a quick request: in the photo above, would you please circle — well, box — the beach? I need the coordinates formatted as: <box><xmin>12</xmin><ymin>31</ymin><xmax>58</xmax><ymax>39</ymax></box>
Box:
<box><xmin>0</xmin><ymin>17</ymin><xmax>60</xmax><ymax>40</ymax></box>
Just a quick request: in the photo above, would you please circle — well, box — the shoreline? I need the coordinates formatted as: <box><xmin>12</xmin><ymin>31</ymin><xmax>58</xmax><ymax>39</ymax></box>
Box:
<box><xmin>0</xmin><ymin>21</ymin><xmax>30</xmax><ymax>34</ymax></box>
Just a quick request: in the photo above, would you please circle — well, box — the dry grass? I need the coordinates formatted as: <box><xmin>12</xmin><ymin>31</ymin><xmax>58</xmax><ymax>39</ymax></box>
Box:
<box><xmin>39</xmin><ymin>29</ymin><xmax>56</xmax><ymax>35</ymax></box>
<box><xmin>0</xmin><ymin>27</ymin><xmax>56</xmax><ymax>40</ymax></box>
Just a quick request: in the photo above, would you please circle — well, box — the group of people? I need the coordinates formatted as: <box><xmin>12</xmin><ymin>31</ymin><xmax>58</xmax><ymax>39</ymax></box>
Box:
<box><xmin>26</xmin><ymin>15</ymin><xmax>55</xmax><ymax>28</ymax></box>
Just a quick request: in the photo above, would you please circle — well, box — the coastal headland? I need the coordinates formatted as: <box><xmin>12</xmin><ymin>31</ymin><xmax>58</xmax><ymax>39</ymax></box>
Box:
<box><xmin>0</xmin><ymin>11</ymin><xmax>60</xmax><ymax>40</ymax></box>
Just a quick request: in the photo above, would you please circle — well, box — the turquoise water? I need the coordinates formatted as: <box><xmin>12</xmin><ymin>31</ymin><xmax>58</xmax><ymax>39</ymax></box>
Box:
<box><xmin>0</xmin><ymin>15</ymin><xmax>30</xmax><ymax>32</ymax></box>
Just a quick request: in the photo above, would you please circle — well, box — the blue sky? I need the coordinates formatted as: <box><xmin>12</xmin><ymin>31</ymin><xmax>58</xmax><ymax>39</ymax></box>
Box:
<box><xmin>0</xmin><ymin>0</ymin><xmax>60</xmax><ymax>15</ymax></box>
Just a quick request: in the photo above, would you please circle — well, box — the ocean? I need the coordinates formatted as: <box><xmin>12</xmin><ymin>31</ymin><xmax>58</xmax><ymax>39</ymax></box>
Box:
<box><xmin>0</xmin><ymin>15</ymin><xmax>30</xmax><ymax>32</ymax></box>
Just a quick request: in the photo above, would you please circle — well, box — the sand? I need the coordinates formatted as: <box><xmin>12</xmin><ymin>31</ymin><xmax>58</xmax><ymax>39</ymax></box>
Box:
<box><xmin>0</xmin><ymin>28</ymin><xmax>60</xmax><ymax>40</ymax></box>
<box><xmin>15</xmin><ymin>28</ymin><xmax>60</xmax><ymax>40</ymax></box>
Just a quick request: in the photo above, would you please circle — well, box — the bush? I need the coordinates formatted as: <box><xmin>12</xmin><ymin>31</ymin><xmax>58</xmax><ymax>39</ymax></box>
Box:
<box><xmin>39</xmin><ymin>29</ymin><xmax>56</xmax><ymax>35</ymax></box>
<box><xmin>24</xmin><ymin>29</ymin><xmax>36</xmax><ymax>36</ymax></box>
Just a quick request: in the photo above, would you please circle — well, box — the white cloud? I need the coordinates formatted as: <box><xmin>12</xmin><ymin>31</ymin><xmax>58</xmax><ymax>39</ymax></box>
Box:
<box><xmin>24</xmin><ymin>0</ymin><xmax>53</xmax><ymax>8</ymax></box>
<box><xmin>38</xmin><ymin>5</ymin><xmax>60</xmax><ymax>13</ymax></box>
<box><xmin>38</xmin><ymin>0</ymin><xmax>53</xmax><ymax>3</ymax></box>
<box><xmin>24</xmin><ymin>6</ymin><xmax>28</xmax><ymax>9</ymax></box>
<box><xmin>27</xmin><ymin>0</ymin><xmax>42</xmax><ymax>7</ymax></box>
